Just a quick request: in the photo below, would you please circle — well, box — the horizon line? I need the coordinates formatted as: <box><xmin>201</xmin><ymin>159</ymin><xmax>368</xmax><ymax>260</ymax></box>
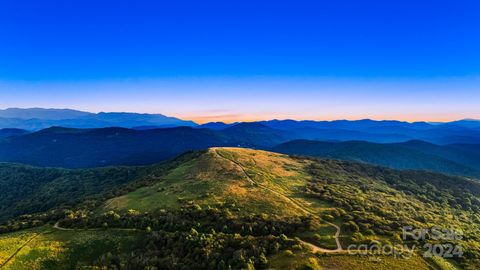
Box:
<box><xmin>0</xmin><ymin>107</ymin><xmax>478</xmax><ymax>125</ymax></box>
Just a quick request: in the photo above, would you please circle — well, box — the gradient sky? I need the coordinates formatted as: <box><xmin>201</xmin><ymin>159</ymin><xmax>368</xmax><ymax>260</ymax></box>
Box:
<box><xmin>0</xmin><ymin>0</ymin><xmax>479</xmax><ymax>123</ymax></box>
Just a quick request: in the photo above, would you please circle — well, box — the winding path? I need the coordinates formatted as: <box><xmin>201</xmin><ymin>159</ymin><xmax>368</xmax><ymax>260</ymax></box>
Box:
<box><xmin>53</xmin><ymin>221</ymin><xmax>74</xmax><ymax>231</ymax></box>
<box><xmin>213</xmin><ymin>149</ymin><xmax>343</xmax><ymax>253</ymax></box>
<box><xmin>50</xmin><ymin>149</ymin><xmax>344</xmax><ymax>256</ymax></box>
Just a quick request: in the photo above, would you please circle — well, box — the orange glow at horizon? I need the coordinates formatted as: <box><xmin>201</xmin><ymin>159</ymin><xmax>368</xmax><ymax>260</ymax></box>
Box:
<box><xmin>179</xmin><ymin>112</ymin><xmax>477</xmax><ymax>124</ymax></box>
<box><xmin>2</xmin><ymin>77</ymin><xmax>479</xmax><ymax>125</ymax></box>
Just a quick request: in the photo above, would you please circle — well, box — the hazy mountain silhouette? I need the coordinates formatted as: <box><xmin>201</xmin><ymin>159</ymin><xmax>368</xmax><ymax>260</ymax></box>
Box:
<box><xmin>0</xmin><ymin>108</ymin><xmax>196</xmax><ymax>130</ymax></box>
<box><xmin>271</xmin><ymin>139</ymin><xmax>480</xmax><ymax>178</ymax></box>
<box><xmin>2</xmin><ymin>108</ymin><xmax>480</xmax><ymax>145</ymax></box>
<box><xmin>195</xmin><ymin>122</ymin><xmax>237</xmax><ymax>130</ymax></box>
<box><xmin>0</xmin><ymin>108</ymin><xmax>92</xmax><ymax>120</ymax></box>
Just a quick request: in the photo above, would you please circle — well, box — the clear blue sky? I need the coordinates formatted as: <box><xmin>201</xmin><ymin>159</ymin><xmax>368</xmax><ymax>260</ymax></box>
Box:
<box><xmin>0</xmin><ymin>0</ymin><xmax>479</xmax><ymax>122</ymax></box>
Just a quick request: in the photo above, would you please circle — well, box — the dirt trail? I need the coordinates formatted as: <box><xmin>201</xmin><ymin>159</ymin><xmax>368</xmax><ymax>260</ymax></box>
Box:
<box><xmin>0</xmin><ymin>233</ymin><xmax>40</xmax><ymax>269</ymax></box>
<box><xmin>213</xmin><ymin>149</ymin><xmax>343</xmax><ymax>253</ymax></box>
<box><xmin>2</xmin><ymin>223</ymin><xmax>139</xmax><ymax>267</ymax></box>
<box><xmin>53</xmin><ymin>221</ymin><xmax>74</xmax><ymax>231</ymax></box>
<box><xmin>53</xmin><ymin>221</ymin><xmax>139</xmax><ymax>233</ymax></box>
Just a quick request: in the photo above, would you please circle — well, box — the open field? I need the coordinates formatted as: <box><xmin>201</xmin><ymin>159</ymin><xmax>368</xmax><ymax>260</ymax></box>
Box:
<box><xmin>0</xmin><ymin>227</ymin><xmax>144</xmax><ymax>269</ymax></box>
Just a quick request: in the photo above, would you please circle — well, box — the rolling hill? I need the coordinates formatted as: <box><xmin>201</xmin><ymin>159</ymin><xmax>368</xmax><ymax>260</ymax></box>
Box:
<box><xmin>0</xmin><ymin>129</ymin><xmax>29</xmax><ymax>138</ymax></box>
<box><xmin>2</xmin><ymin>124</ymin><xmax>480</xmax><ymax>181</ymax></box>
<box><xmin>271</xmin><ymin>139</ymin><xmax>480</xmax><ymax>178</ymax></box>
<box><xmin>0</xmin><ymin>148</ymin><xmax>478</xmax><ymax>269</ymax></box>
<box><xmin>0</xmin><ymin>127</ymin><xmax>234</xmax><ymax>168</ymax></box>
<box><xmin>0</xmin><ymin>124</ymin><xmax>291</xmax><ymax>168</ymax></box>
<box><xmin>0</xmin><ymin>163</ymin><xmax>146</xmax><ymax>222</ymax></box>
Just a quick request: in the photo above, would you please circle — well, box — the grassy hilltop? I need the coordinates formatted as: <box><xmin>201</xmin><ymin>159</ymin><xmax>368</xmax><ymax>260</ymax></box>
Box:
<box><xmin>0</xmin><ymin>148</ymin><xmax>478</xmax><ymax>269</ymax></box>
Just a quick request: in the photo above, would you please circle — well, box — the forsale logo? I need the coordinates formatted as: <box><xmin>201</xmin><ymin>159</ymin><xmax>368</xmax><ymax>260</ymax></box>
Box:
<box><xmin>347</xmin><ymin>226</ymin><xmax>463</xmax><ymax>258</ymax></box>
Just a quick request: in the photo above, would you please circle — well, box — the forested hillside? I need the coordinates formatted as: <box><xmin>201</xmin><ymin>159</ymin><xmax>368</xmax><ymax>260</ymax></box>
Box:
<box><xmin>0</xmin><ymin>163</ymin><xmax>144</xmax><ymax>223</ymax></box>
<box><xmin>0</xmin><ymin>148</ymin><xmax>478</xmax><ymax>269</ymax></box>
<box><xmin>272</xmin><ymin>139</ymin><xmax>480</xmax><ymax>178</ymax></box>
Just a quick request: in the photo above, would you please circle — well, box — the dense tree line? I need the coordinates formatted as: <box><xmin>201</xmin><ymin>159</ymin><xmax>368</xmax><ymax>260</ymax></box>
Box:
<box><xmin>90</xmin><ymin>230</ymin><xmax>293</xmax><ymax>269</ymax></box>
<box><xmin>59</xmin><ymin>203</ymin><xmax>312</xmax><ymax>237</ymax></box>
<box><xmin>55</xmin><ymin>203</ymin><xmax>308</xmax><ymax>269</ymax></box>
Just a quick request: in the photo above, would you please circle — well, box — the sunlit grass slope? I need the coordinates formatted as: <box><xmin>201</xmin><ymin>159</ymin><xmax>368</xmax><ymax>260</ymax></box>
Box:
<box><xmin>0</xmin><ymin>227</ymin><xmax>144</xmax><ymax>269</ymax></box>
<box><xmin>103</xmin><ymin>148</ymin><xmax>315</xmax><ymax>217</ymax></box>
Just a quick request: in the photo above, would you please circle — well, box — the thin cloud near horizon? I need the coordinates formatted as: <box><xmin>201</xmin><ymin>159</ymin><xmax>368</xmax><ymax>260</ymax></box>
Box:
<box><xmin>0</xmin><ymin>76</ymin><xmax>479</xmax><ymax>124</ymax></box>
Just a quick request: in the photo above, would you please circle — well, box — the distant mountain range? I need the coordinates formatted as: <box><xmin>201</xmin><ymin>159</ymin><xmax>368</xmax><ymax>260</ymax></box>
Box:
<box><xmin>259</xmin><ymin>119</ymin><xmax>480</xmax><ymax>144</ymax></box>
<box><xmin>0</xmin><ymin>108</ymin><xmax>480</xmax><ymax>178</ymax></box>
<box><xmin>2</xmin><ymin>108</ymin><xmax>480</xmax><ymax>145</ymax></box>
<box><xmin>0</xmin><ymin>124</ymin><xmax>286</xmax><ymax>168</ymax></box>
<box><xmin>271</xmin><ymin>139</ymin><xmax>480</xmax><ymax>178</ymax></box>
<box><xmin>0</xmin><ymin>108</ymin><xmax>196</xmax><ymax>130</ymax></box>
<box><xmin>197</xmin><ymin>119</ymin><xmax>480</xmax><ymax>145</ymax></box>
<box><xmin>0</xmin><ymin>122</ymin><xmax>479</xmax><ymax>180</ymax></box>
